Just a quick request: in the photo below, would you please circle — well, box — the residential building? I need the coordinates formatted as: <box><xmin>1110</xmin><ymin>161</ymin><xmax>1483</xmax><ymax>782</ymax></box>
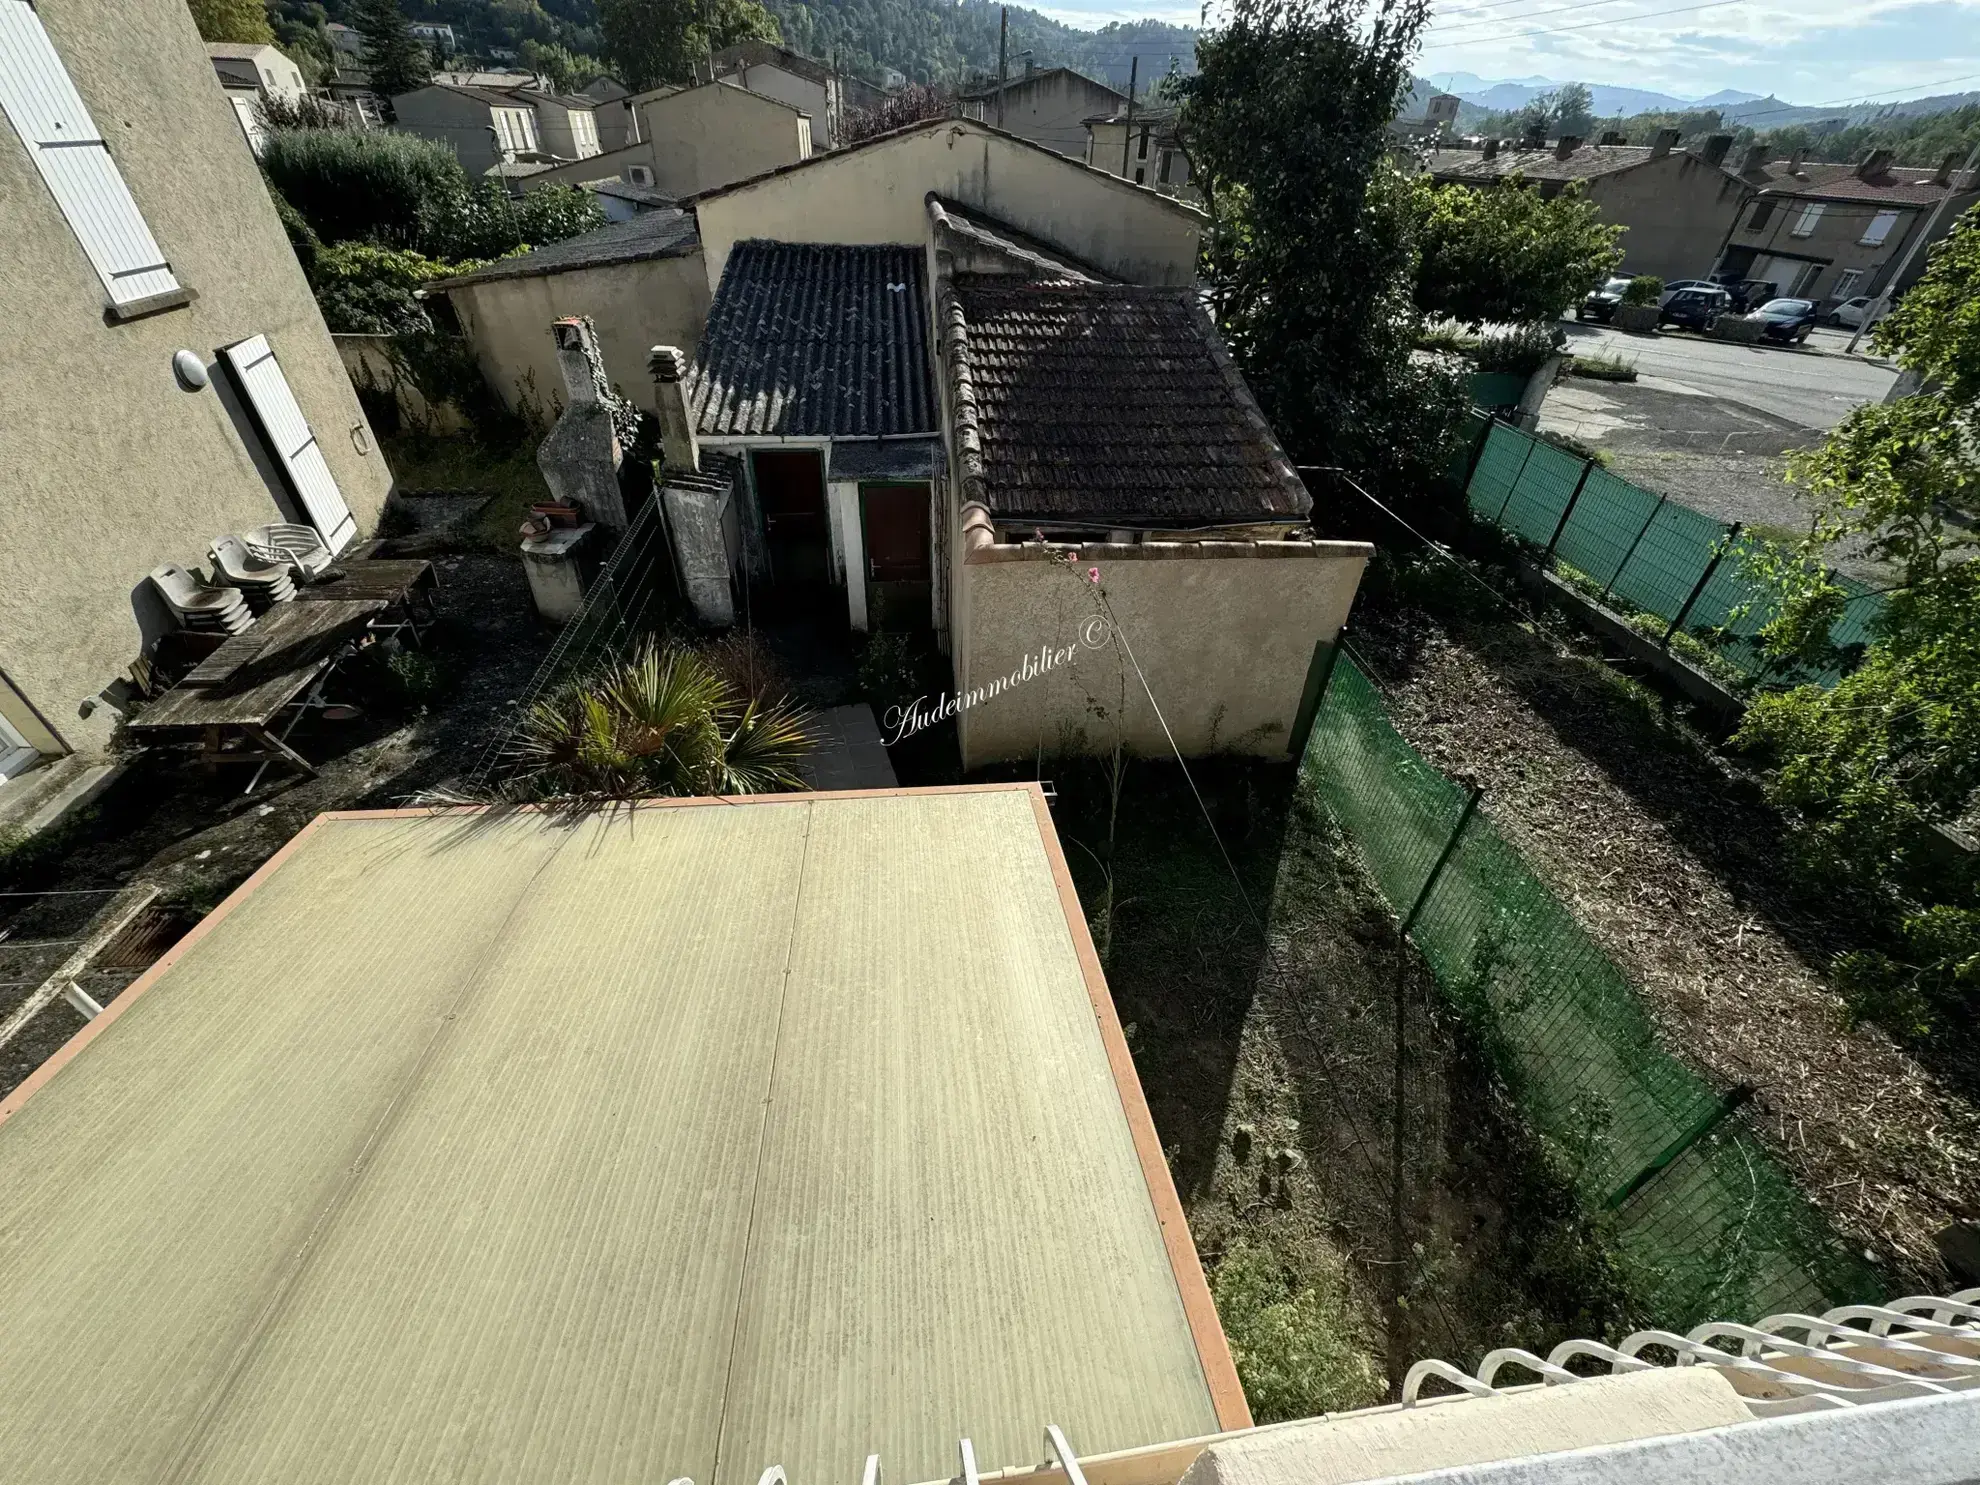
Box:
<box><xmin>709</xmin><ymin>39</ymin><xmax>887</xmax><ymax>148</ymax></box>
<box><xmin>407</xmin><ymin>21</ymin><xmax>454</xmax><ymax>53</ymax></box>
<box><xmin>391</xmin><ymin>82</ymin><xmax>543</xmax><ymax>174</ymax></box>
<box><xmin>205</xmin><ymin>42</ymin><xmax>308</xmax><ymax>153</ymax></box>
<box><xmin>958</xmin><ymin>65</ymin><xmax>1125</xmax><ymax>158</ymax></box>
<box><xmin>0</xmin><ymin>0</ymin><xmax>389</xmax><ymax>791</ymax></box>
<box><xmin>1714</xmin><ymin>146</ymin><xmax>1980</xmax><ymax>304</ymax></box>
<box><xmin>1085</xmin><ymin>102</ymin><xmax>1191</xmax><ymax>191</ymax></box>
<box><xmin>517</xmin><ymin>81</ymin><xmax>812</xmax><ymax>199</ymax></box>
<box><xmin>428</xmin><ymin>210</ymin><xmax>709</xmax><ymax>419</ymax></box>
<box><xmin>323</xmin><ymin>65</ymin><xmax>383</xmax><ymax>126</ymax></box>
<box><xmin>578</xmin><ymin>73</ymin><xmax>637</xmax><ymax>149</ymax></box>
<box><xmin>500</xmin><ymin>84</ymin><xmax>600</xmax><ymax>161</ymax></box>
<box><xmin>1427</xmin><ymin>130</ymin><xmax>1753</xmax><ymax>285</ymax></box>
<box><xmin>324</xmin><ymin>20</ymin><xmax>362</xmax><ymax>57</ymax></box>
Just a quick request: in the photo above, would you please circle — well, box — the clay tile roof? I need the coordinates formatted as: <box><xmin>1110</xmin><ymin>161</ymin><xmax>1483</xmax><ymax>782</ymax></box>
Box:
<box><xmin>690</xmin><ymin>241</ymin><xmax>937</xmax><ymax>438</ymax></box>
<box><xmin>1751</xmin><ymin>161</ymin><xmax>1977</xmax><ymax>204</ymax></box>
<box><xmin>945</xmin><ymin>280</ymin><xmax>1310</xmax><ymax>525</ymax></box>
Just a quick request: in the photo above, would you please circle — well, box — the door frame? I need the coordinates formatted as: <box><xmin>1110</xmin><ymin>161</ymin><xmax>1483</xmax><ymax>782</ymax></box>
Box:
<box><xmin>858</xmin><ymin>480</ymin><xmax>934</xmax><ymax>634</ymax></box>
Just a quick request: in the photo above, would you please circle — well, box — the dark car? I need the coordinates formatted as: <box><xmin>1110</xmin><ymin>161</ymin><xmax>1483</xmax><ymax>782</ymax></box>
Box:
<box><xmin>1658</xmin><ymin>285</ymin><xmax>1733</xmax><ymax>332</ymax></box>
<box><xmin>1576</xmin><ymin>276</ymin><xmax>1635</xmax><ymax>322</ymax></box>
<box><xmin>1751</xmin><ymin>297</ymin><xmax>1817</xmax><ymax>343</ymax></box>
<box><xmin>1725</xmin><ymin>279</ymin><xmax>1780</xmax><ymax>313</ymax></box>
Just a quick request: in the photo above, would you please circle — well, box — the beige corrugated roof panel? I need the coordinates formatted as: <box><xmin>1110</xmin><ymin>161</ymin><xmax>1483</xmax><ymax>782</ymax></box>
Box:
<box><xmin>0</xmin><ymin>785</ymin><xmax>1244</xmax><ymax>1485</ymax></box>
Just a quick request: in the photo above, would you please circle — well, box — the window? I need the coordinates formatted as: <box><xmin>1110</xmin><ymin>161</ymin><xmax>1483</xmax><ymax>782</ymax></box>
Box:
<box><xmin>1136</xmin><ymin>124</ymin><xmax>1149</xmax><ymax>159</ymax></box>
<box><xmin>1790</xmin><ymin>201</ymin><xmax>1824</xmax><ymax>237</ymax></box>
<box><xmin>1746</xmin><ymin>199</ymin><xmax>1774</xmax><ymax>230</ymax></box>
<box><xmin>1158</xmin><ymin>148</ymin><xmax>1173</xmax><ymax>184</ymax></box>
<box><xmin>571</xmin><ymin>109</ymin><xmax>598</xmax><ymax>155</ymax></box>
<box><xmin>1833</xmin><ymin>267</ymin><xmax>1863</xmax><ymax>298</ymax></box>
<box><xmin>0</xmin><ymin>0</ymin><xmax>183</xmax><ymax>316</ymax></box>
<box><xmin>1860</xmin><ymin>209</ymin><xmax>1899</xmax><ymax>246</ymax></box>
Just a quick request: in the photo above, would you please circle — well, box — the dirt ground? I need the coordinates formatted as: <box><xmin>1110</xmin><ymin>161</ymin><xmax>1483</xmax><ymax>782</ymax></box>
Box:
<box><xmin>1353</xmin><ymin>557</ymin><xmax>1980</xmax><ymax>1292</ymax></box>
<box><xmin>0</xmin><ymin>552</ymin><xmax>555</xmax><ymax>1103</ymax></box>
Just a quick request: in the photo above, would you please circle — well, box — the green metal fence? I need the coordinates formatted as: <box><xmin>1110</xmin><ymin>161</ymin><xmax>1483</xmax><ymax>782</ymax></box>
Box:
<box><xmin>1462</xmin><ymin>416</ymin><xmax>1885</xmax><ymax>685</ymax></box>
<box><xmin>1302</xmin><ymin>647</ymin><xmax>1882</xmax><ymax>1326</ymax></box>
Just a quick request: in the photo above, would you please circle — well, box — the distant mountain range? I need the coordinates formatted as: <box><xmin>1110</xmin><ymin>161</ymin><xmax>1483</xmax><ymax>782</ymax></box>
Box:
<box><xmin>1407</xmin><ymin>71</ymin><xmax>1980</xmax><ymax>131</ymax></box>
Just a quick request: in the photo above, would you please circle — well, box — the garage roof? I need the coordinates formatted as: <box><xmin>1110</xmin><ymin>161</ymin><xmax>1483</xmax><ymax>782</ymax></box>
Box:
<box><xmin>0</xmin><ymin>786</ymin><xmax>1240</xmax><ymax>1485</ymax></box>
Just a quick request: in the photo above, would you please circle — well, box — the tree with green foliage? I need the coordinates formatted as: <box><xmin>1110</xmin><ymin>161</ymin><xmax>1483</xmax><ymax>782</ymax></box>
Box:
<box><xmin>1411</xmin><ymin>175</ymin><xmax>1622</xmax><ymax>326</ymax></box>
<box><xmin>349</xmin><ymin>0</ymin><xmax>428</xmax><ymax>100</ymax></box>
<box><xmin>598</xmin><ymin>0</ymin><xmax>781</xmax><ymax>90</ymax></box>
<box><xmin>260</xmin><ymin>126</ymin><xmax>465</xmax><ymax>246</ymax></box>
<box><xmin>1176</xmin><ymin>0</ymin><xmax>1469</xmax><ymax>491</ymax></box>
<box><xmin>1544</xmin><ymin>82</ymin><xmax>1595</xmax><ymax>138</ymax></box>
<box><xmin>187</xmin><ymin>0</ymin><xmax>275</xmax><ymax>45</ymax></box>
<box><xmin>519</xmin><ymin>40</ymin><xmax>604</xmax><ymax>96</ymax></box>
<box><xmin>1736</xmin><ymin>204</ymin><xmax>1980</xmax><ymax>1033</ymax></box>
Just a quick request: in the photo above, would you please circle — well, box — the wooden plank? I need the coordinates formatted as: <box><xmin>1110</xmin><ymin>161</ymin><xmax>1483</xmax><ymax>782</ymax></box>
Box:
<box><xmin>0</xmin><ymin>884</ymin><xmax>161</xmax><ymax>1057</ymax></box>
<box><xmin>131</xmin><ymin>601</ymin><xmax>384</xmax><ymax>731</ymax></box>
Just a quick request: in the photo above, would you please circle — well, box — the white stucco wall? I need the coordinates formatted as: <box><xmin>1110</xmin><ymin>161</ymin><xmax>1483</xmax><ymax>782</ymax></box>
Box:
<box><xmin>635</xmin><ymin>82</ymin><xmax>811</xmax><ymax>197</ymax></box>
<box><xmin>693</xmin><ymin>121</ymin><xmax>1205</xmax><ymax>290</ymax></box>
<box><xmin>0</xmin><ymin>0</ymin><xmax>390</xmax><ymax>758</ymax></box>
<box><xmin>951</xmin><ymin>540</ymin><xmax>1370</xmax><ymax>768</ymax></box>
<box><xmin>443</xmin><ymin>253</ymin><xmax>712</xmax><ymax>419</ymax></box>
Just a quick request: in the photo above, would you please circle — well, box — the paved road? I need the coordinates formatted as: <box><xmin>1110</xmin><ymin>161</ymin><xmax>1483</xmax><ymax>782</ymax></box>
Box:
<box><xmin>1561</xmin><ymin>320</ymin><xmax>1898</xmax><ymax>431</ymax></box>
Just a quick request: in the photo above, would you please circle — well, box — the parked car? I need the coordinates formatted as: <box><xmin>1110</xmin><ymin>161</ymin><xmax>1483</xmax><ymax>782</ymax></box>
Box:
<box><xmin>1750</xmin><ymin>297</ymin><xmax>1818</xmax><ymax>343</ymax></box>
<box><xmin>1576</xmin><ymin>276</ymin><xmax>1635</xmax><ymax>322</ymax></box>
<box><xmin>1724</xmin><ymin>279</ymin><xmax>1780</xmax><ymax>313</ymax></box>
<box><xmin>1828</xmin><ymin>295</ymin><xmax>1878</xmax><ymax>328</ymax></box>
<box><xmin>1658</xmin><ymin>279</ymin><xmax>1719</xmax><ymax>305</ymax></box>
<box><xmin>1658</xmin><ymin>285</ymin><xmax>1734</xmax><ymax>332</ymax></box>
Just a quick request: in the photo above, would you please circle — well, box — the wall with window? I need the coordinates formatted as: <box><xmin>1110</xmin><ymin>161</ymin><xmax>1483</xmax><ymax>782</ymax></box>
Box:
<box><xmin>0</xmin><ymin>0</ymin><xmax>389</xmax><ymax>758</ymax></box>
<box><xmin>1728</xmin><ymin>190</ymin><xmax>1932</xmax><ymax>301</ymax></box>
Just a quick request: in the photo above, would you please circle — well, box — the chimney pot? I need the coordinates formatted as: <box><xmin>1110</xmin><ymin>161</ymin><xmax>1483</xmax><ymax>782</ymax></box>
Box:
<box><xmin>648</xmin><ymin>345</ymin><xmax>699</xmax><ymax>473</ymax></box>
<box><xmin>1554</xmin><ymin>134</ymin><xmax>1581</xmax><ymax>160</ymax></box>
<box><xmin>1650</xmin><ymin>127</ymin><xmax>1680</xmax><ymax>158</ymax></box>
<box><xmin>1788</xmin><ymin>146</ymin><xmax>1804</xmax><ymax>175</ymax></box>
<box><xmin>1699</xmin><ymin>133</ymin><xmax>1733</xmax><ymax>166</ymax></box>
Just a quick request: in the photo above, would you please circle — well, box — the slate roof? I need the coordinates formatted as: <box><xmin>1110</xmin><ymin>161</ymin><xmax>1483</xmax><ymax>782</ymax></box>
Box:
<box><xmin>945</xmin><ymin>280</ymin><xmax>1310</xmax><ymax>525</ymax></box>
<box><xmin>690</xmin><ymin>242</ymin><xmax>937</xmax><ymax>438</ymax></box>
<box><xmin>1428</xmin><ymin>144</ymin><xmax>1678</xmax><ymax>184</ymax></box>
<box><xmin>425</xmin><ymin>210</ymin><xmax>700</xmax><ymax>289</ymax></box>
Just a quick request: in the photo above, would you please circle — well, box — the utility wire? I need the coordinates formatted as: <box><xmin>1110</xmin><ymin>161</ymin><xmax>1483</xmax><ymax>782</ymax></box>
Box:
<box><xmin>1426</xmin><ymin>0</ymin><xmax>1744</xmax><ymax>46</ymax></box>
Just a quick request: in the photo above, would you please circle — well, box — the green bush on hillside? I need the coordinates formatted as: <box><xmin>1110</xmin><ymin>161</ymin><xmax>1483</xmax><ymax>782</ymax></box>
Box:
<box><xmin>262</xmin><ymin>128</ymin><xmax>467</xmax><ymax>247</ymax></box>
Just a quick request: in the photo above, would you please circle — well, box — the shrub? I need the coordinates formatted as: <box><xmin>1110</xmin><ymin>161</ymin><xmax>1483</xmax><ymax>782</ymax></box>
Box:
<box><xmin>1475</xmin><ymin>321</ymin><xmax>1562</xmax><ymax>376</ymax></box>
<box><xmin>1565</xmin><ymin>350</ymin><xmax>1638</xmax><ymax>381</ymax></box>
<box><xmin>843</xmin><ymin>84</ymin><xmax>949</xmax><ymax>145</ymax></box>
<box><xmin>421</xmin><ymin>181</ymin><xmax>606</xmax><ymax>261</ymax></box>
<box><xmin>262</xmin><ymin>127</ymin><xmax>467</xmax><ymax>246</ymax></box>
<box><xmin>310</xmin><ymin>242</ymin><xmax>469</xmax><ymax>334</ymax></box>
<box><xmin>1619</xmin><ymin>275</ymin><xmax>1663</xmax><ymax>306</ymax></box>
<box><xmin>1210</xmin><ymin>1245</ymin><xmax>1383</xmax><ymax>1421</ymax></box>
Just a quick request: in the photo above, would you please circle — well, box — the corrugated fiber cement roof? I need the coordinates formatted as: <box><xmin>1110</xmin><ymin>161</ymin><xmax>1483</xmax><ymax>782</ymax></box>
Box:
<box><xmin>0</xmin><ymin>786</ymin><xmax>1235</xmax><ymax>1485</ymax></box>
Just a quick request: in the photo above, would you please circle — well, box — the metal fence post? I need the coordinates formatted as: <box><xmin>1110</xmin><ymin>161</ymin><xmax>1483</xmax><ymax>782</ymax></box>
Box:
<box><xmin>1496</xmin><ymin>429</ymin><xmax>1539</xmax><ymax>523</ymax></box>
<box><xmin>1662</xmin><ymin>522</ymin><xmax>1742</xmax><ymax>646</ymax></box>
<box><xmin>1404</xmin><ymin>787</ymin><xmax>1483</xmax><ymax>939</ymax></box>
<box><xmin>1604</xmin><ymin>1083</ymin><xmax>1756</xmax><ymax>1211</ymax></box>
<box><xmin>1599</xmin><ymin>492</ymin><xmax>1668</xmax><ymax>607</ymax></box>
<box><xmin>1542</xmin><ymin>460</ymin><xmax>1596</xmax><ymax>562</ymax></box>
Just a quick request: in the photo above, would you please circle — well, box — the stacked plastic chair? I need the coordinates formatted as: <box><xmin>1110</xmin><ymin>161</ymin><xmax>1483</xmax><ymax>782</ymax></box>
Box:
<box><xmin>241</xmin><ymin>523</ymin><xmax>336</xmax><ymax>583</ymax></box>
<box><xmin>148</xmin><ymin>564</ymin><xmax>253</xmax><ymax>637</ymax></box>
<box><xmin>209</xmin><ymin>534</ymin><xmax>298</xmax><ymax>615</ymax></box>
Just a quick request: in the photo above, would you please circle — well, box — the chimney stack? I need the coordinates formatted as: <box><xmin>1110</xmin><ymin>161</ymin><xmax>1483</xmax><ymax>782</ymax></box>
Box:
<box><xmin>1857</xmin><ymin>147</ymin><xmax>1895</xmax><ymax>180</ymax></box>
<box><xmin>1554</xmin><ymin>134</ymin><xmax>1581</xmax><ymax>160</ymax></box>
<box><xmin>647</xmin><ymin>346</ymin><xmax>699</xmax><ymax>474</ymax></box>
<box><xmin>1600</xmin><ymin>130</ymin><xmax>1627</xmax><ymax>146</ymax></box>
<box><xmin>1936</xmin><ymin>149</ymin><xmax>1963</xmax><ymax>187</ymax></box>
<box><xmin>1739</xmin><ymin>143</ymin><xmax>1766</xmax><ymax>175</ymax></box>
<box><xmin>1650</xmin><ymin>127</ymin><xmax>1680</xmax><ymax>158</ymax></box>
<box><xmin>1787</xmin><ymin>146</ymin><xmax>1805</xmax><ymax>175</ymax></box>
<box><xmin>1483</xmin><ymin>136</ymin><xmax>1500</xmax><ymax>160</ymax></box>
<box><xmin>1699</xmin><ymin>133</ymin><xmax>1733</xmax><ymax>166</ymax></box>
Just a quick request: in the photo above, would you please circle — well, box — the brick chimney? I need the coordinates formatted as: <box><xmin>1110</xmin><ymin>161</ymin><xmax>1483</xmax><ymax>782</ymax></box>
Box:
<box><xmin>1699</xmin><ymin>133</ymin><xmax>1733</xmax><ymax>166</ymax></box>
<box><xmin>647</xmin><ymin>345</ymin><xmax>699</xmax><ymax>473</ymax></box>
<box><xmin>1935</xmin><ymin>149</ymin><xmax>1963</xmax><ymax>186</ymax></box>
<box><xmin>1857</xmin><ymin>147</ymin><xmax>1895</xmax><ymax>180</ymax></box>
<box><xmin>1650</xmin><ymin>127</ymin><xmax>1680</xmax><ymax>158</ymax></box>
<box><xmin>1739</xmin><ymin>143</ymin><xmax>1766</xmax><ymax>175</ymax></box>
<box><xmin>1554</xmin><ymin>134</ymin><xmax>1581</xmax><ymax>160</ymax></box>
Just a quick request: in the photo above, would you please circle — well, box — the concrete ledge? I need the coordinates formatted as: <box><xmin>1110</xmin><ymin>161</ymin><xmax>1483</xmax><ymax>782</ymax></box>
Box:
<box><xmin>0</xmin><ymin>756</ymin><xmax>124</xmax><ymax>840</ymax></box>
<box><xmin>966</xmin><ymin>538</ymin><xmax>1375</xmax><ymax>566</ymax></box>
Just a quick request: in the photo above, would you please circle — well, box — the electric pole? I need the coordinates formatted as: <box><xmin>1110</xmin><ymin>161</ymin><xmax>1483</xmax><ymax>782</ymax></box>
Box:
<box><xmin>1120</xmin><ymin>56</ymin><xmax>1137</xmax><ymax>177</ymax></box>
<box><xmin>1848</xmin><ymin>137</ymin><xmax>1980</xmax><ymax>353</ymax></box>
<box><xmin>996</xmin><ymin>8</ymin><xmax>1007</xmax><ymax>129</ymax></box>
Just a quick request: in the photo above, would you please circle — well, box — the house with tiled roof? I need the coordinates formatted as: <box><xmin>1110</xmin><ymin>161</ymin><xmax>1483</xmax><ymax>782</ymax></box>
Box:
<box><xmin>635</xmin><ymin>116</ymin><xmax>1369</xmax><ymax>768</ymax></box>
<box><xmin>391</xmin><ymin>82</ymin><xmax>548</xmax><ymax>175</ymax></box>
<box><xmin>1713</xmin><ymin>147</ymin><xmax>1979</xmax><ymax>305</ymax></box>
<box><xmin>1427</xmin><ymin>130</ymin><xmax>1754</xmax><ymax>284</ymax></box>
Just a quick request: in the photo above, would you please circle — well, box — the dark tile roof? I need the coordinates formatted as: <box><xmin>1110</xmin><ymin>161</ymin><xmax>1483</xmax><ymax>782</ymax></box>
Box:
<box><xmin>425</xmin><ymin>210</ymin><xmax>700</xmax><ymax>289</ymax></box>
<box><xmin>1429</xmin><ymin>144</ymin><xmax>1669</xmax><ymax>183</ymax></box>
<box><xmin>1746</xmin><ymin>160</ymin><xmax>1978</xmax><ymax>205</ymax></box>
<box><xmin>945</xmin><ymin>280</ymin><xmax>1310</xmax><ymax>526</ymax></box>
<box><xmin>586</xmin><ymin>179</ymin><xmax>678</xmax><ymax>208</ymax></box>
<box><xmin>691</xmin><ymin>242</ymin><xmax>937</xmax><ymax>438</ymax></box>
<box><xmin>958</xmin><ymin>67</ymin><xmax>1123</xmax><ymax>103</ymax></box>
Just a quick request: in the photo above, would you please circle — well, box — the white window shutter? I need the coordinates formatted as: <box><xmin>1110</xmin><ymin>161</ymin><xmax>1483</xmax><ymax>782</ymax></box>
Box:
<box><xmin>1861</xmin><ymin>210</ymin><xmax>1899</xmax><ymax>246</ymax></box>
<box><xmin>0</xmin><ymin>0</ymin><xmax>180</xmax><ymax>313</ymax></box>
<box><xmin>222</xmin><ymin>335</ymin><xmax>358</xmax><ymax>554</ymax></box>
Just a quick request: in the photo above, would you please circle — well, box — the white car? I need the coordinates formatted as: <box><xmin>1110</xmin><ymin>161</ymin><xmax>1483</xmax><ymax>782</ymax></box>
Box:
<box><xmin>1828</xmin><ymin>295</ymin><xmax>1878</xmax><ymax>328</ymax></box>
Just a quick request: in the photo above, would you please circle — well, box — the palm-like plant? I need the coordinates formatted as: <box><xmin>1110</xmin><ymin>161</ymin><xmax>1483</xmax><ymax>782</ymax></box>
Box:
<box><xmin>508</xmin><ymin>640</ymin><xmax>813</xmax><ymax>800</ymax></box>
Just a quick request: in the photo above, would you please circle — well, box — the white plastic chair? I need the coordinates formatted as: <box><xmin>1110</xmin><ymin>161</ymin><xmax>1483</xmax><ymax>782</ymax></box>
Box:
<box><xmin>242</xmin><ymin>523</ymin><xmax>335</xmax><ymax>581</ymax></box>
<box><xmin>209</xmin><ymin>534</ymin><xmax>297</xmax><ymax>612</ymax></box>
<box><xmin>149</xmin><ymin>564</ymin><xmax>253</xmax><ymax>635</ymax></box>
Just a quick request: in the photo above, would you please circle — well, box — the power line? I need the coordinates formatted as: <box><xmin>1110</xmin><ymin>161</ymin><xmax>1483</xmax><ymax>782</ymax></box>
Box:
<box><xmin>1425</xmin><ymin>0</ymin><xmax>1674</xmax><ymax>39</ymax></box>
<box><xmin>1425</xmin><ymin>0</ymin><xmax>1745</xmax><ymax>46</ymax></box>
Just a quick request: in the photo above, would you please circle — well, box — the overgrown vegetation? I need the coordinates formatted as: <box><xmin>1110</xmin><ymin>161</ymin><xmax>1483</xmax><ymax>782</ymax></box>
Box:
<box><xmin>599</xmin><ymin>0</ymin><xmax>781</xmax><ymax>88</ymax></box>
<box><xmin>1212</xmin><ymin>1245</ymin><xmax>1382</xmax><ymax>1419</ymax></box>
<box><xmin>1177</xmin><ymin>0</ymin><xmax>1469</xmax><ymax>494</ymax></box>
<box><xmin>842</xmin><ymin>84</ymin><xmax>949</xmax><ymax>143</ymax></box>
<box><xmin>1733</xmin><ymin>204</ymin><xmax>1980</xmax><ymax>1039</ymax></box>
<box><xmin>1474</xmin><ymin>321</ymin><xmax>1560</xmax><ymax>377</ymax></box>
<box><xmin>504</xmin><ymin>638</ymin><xmax>814</xmax><ymax>801</ymax></box>
<box><xmin>1411</xmin><ymin>173</ymin><xmax>1621</xmax><ymax>328</ymax></box>
<box><xmin>1620</xmin><ymin>275</ymin><xmax>1662</xmax><ymax>307</ymax></box>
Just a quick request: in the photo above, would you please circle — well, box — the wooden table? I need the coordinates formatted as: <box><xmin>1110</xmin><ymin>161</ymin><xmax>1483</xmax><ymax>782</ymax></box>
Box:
<box><xmin>293</xmin><ymin>558</ymin><xmax>438</xmax><ymax>642</ymax></box>
<box><xmin>128</xmin><ymin>599</ymin><xmax>387</xmax><ymax>787</ymax></box>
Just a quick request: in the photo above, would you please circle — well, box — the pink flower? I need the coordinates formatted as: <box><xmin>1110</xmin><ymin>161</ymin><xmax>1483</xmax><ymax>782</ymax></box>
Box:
<box><xmin>1086</xmin><ymin>567</ymin><xmax>1100</xmax><ymax>584</ymax></box>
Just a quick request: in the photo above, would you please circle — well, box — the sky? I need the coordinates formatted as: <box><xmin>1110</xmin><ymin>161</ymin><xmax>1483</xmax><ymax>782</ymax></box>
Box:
<box><xmin>1029</xmin><ymin>0</ymin><xmax>1980</xmax><ymax>108</ymax></box>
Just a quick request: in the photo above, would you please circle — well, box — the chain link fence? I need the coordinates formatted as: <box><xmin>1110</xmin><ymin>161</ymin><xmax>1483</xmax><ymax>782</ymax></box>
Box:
<box><xmin>1460</xmin><ymin>416</ymin><xmax>1884</xmax><ymax>686</ymax></box>
<box><xmin>1301</xmin><ymin>646</ymin><xmax>1883</xmax><ymax>1327</ymax></box>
